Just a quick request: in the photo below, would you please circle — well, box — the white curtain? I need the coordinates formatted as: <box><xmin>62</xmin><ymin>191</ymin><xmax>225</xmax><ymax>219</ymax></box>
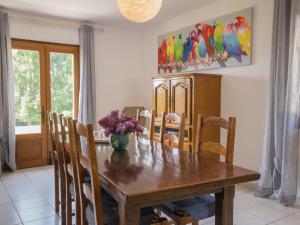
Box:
<box><xmin>0</xmin><ymin>12</ymin><xmax>16</xmax><ymax>174</ymax></box>
<box><xmin>78</xmin><ymin>25</ymin><xmax>96</xmax><ymax>127</ymax></box>
<box><xmin>256</xmin><ymin>0</ymin><xmax>300</xmax><ymax>206</ymax></box>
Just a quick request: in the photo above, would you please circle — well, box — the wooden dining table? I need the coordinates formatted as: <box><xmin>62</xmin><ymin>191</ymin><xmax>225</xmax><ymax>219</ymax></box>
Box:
<box><xmin>95</xmin><ymin>136</ymin><xmax>260</xmax><ymax>225</ymax></box>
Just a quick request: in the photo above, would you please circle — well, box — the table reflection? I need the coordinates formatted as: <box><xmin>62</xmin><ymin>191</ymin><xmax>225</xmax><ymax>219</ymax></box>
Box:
<box><xmin>104</xmin><ymin>150</ymin><xmax>144</xmax><ymax>185</ymax></box>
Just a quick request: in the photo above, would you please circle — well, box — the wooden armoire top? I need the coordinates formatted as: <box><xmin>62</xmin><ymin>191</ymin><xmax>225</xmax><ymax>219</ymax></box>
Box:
<box><xmin>152</xmin><ymin>73</ymin><xmax>222</xmax><ymax>79</ymax></box>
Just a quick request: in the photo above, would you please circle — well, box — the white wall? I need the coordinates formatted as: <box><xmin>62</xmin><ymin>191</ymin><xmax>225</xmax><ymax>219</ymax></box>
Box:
<box><xmin>9</xmin><ymin>18</ymin><xmax>144</xmax><ymax>121</ymax></box>
<box><xmin>140</xmin><ymin>0</ymin><xmax>274</xmax><ymax>172</ymax></box>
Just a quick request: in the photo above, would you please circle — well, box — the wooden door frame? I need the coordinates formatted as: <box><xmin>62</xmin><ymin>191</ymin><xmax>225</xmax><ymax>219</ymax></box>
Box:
<box><xmin>12</xmin><ymin>38</ymin><xmax>80</xmax><ymax>168</ymax></box>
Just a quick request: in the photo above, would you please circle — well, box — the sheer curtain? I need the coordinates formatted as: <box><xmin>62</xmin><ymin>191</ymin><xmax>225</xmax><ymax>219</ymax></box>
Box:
<box><xmin>256</xmin><ymin>0</ymin><xmax>300</xmax><ymax>206</ymax></box>
<box><xmin>78</xmin><ymin>25</ymin><xmax>96</xmax><ymax>127</ymax></box>
<box><xmin>0</xmin><ymin>12</ymin><xmax>16</xmax><ymax>174</ymax></box>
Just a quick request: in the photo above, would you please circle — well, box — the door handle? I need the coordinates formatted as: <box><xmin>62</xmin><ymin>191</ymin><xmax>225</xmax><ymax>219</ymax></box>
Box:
<box><xmin>39</xmin><ymin>107</ymin><xmax>46</xmax><ymax>125</ymax></box>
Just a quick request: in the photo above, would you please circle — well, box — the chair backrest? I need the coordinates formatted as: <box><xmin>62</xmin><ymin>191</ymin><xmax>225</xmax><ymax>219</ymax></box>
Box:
<box><xmin>136</xmin><ymin>109</ymin><xmax>155</xmax><ymax>140</ymax></box>
<box><xmin>73</xmin><ymin>122</ymin><xmax>104</xmax><ymax>225</ymax></box>
<box><xmin>195</xmin><ymin>115</ymin><xmax>236</xmax><ymax>164</ymax></box>
<box><xmin>159</xmin><ymin>112</ymin><xmax>185</xmax><ymax>150</ymax></box>
<box><xmin>122</xmin><ymin>106</ymin><xmax>145</xmax><ymax>118</ymax></box>
<box><xmin>59</xmin><ymin>115</ymin><xmax>71</xmax><ymax>166</ymax></box>
<box><xmin>48</xmin><ymin>112</ymin><xmax>64</xmax><ymax>165</ymax></box>
<box><xmin>60</xmin><ymin>116</ymin><xmax>81</xmax><ymax>189</ymax></box>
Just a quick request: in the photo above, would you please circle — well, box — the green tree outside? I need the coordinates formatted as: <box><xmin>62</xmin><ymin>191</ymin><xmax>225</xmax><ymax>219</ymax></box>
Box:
<box><xmin>12</xmin><ymin>49</ymin><xmax>74</xmax><ymax>127</ymax></box>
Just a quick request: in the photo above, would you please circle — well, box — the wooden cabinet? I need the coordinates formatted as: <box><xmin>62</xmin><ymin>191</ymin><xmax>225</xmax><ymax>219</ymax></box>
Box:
<box><xmin>152</xmin><ymin>73</ymin><xmax>221</xmax><ymax>151</ymax></box>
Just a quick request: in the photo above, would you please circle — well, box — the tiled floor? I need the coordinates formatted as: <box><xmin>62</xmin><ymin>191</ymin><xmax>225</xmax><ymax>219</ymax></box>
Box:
<box><xmin>0</xmin><ymin>166</ymin><xmax>299</xmax><ymax>225</ymax></box>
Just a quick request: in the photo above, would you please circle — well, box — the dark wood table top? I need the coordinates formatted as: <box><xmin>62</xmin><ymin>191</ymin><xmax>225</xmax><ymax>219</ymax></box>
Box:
<box><xmin>95</xmin><ymin>136</ymin><xmax>260</xmax><ymax>198</ymax></box>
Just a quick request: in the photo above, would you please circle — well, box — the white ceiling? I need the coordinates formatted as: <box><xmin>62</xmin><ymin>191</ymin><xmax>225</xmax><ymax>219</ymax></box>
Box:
<box><xmin>0</xmin><ymin>0</ymin><xmax>220</xmax><ymax>28</ymax></box>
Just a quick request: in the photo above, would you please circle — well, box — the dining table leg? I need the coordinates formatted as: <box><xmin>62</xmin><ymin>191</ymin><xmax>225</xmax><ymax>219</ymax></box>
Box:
<box><xmin>119</xmin><ymin>200</ymin><xmax>140</xmax><ymax>225</ymax></box>
<box><xmin>215</xmin><ymin>185</ymin><xmax>235</xmax><ymax>225</ymax></box>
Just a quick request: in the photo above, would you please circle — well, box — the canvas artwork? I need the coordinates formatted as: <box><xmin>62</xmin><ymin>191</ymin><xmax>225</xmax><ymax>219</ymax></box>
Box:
<box><xmin>158</xmin><ymin>8</ymin><xmax>253</xmax><ymax>74</ymax></box>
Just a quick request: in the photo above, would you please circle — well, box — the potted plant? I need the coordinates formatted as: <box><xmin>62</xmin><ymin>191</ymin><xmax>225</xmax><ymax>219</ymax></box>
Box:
<box><xmin>99</xmin><ymin>110</ymin><xmax>143</xmax><ymax>151</ymax></box>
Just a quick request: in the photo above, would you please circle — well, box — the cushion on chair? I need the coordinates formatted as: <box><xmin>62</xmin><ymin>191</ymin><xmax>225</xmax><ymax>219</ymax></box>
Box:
<box><xmin>86</xmin><ymin>190</ymin><xmax>159</xmax><ymax>225</ymax></box>
<box><xmin>162</xmin><ymin>194</ymin><xmax>215</xmax><ymax>221</ymax></box>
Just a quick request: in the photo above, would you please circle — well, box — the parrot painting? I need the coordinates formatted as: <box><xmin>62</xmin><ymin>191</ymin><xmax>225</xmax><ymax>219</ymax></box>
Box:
<box><xmin>160</xmin><ymin>38</ymin><xmax>168</xmax><ymax>72</ymax></box>
<box><xmin>183</xmin><ymin>35</ymin><xmax>192</xmax><ymax>65</ymax></box>
<box><xmin>195</xmin><ymin>23</ymin><xmax>215</xmax><ymax>64</ymax></box>
<box><xmin>175</xmin><ymin>34</ymin><xmax>184</xmax><ymax>71</ymax></box>
<box><xmin>223</xmin><ymin>22</ymin><xmax>244</xmax><ymax>62</ymax></box>
<box><xmin>234</xmin><ymin>16</ymin><xmax>251</xmax><ymax>55</ymax></box>
<box><xmin>214</xmin><ymin>20</ymin><xmax>225</xmax><ymax>57</ymax></box>
<box><xmin>157</xmin><ymin>9</ymin><xmax>252</xmax><ymax>74</ymax></box>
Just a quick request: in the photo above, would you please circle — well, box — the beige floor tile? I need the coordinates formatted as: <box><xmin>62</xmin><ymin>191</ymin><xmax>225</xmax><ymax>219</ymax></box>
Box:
<box><xmin>0</xmin><ymin>212</ymin><xmax>22</xmax><ymax>225</ymax></box>
<box><xmin>234</xmin><ymin>195</ymin><xmax>262</xmax><ymax>211</ymax></box>
<box><xmin>23</xmin><ymin>215</ymin><xmax>61</xmax><ymax>225</ymax></box>
<box><xmin>270</xmin><ymin>214</ymin><xmax>300</xmax><ymax>225</ymax></box>
<box><xmin>0</xmin><ymin>202</ymin><xmax>18</xmax><ymax>214</ymax></box>
<box><xmin>13</xmin><ymin>196</ymin><xmax>49</xmax><ymax>211</ymax></box>
<box><xmin>247</xmin><ymin>204</ymin><xmax>290</xmax><ymax>222</ymax></box>
<box><xmin>18</xmin><ymin>205</ymin><xmax>56</xmax><ymax>222</ymax></box>
<box><xmin>234</xmin><ymin>211</ymin><xmax>268</xmax><ymax>225</ymax></box>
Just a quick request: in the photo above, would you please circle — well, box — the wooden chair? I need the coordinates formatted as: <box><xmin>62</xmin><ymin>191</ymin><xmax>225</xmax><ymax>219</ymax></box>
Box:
<box><xmin>136</xmin><ymin>109</ymin><xmax>155</xmax><ymax>140</ymax></box>
<box><xmin>122</xmin><ymin>106</ymin><xmax>145</xmax><ymax>118</ymax></box>
<box><xmin>60</xmin><ymin>115</ymin><xmax>81</xmax><ymax>225</ymax></box>
<box><xmin>159</xmin><ymin>112</ymin><xmax>185</xmax><ymax>150</ymax></box>
<box><xmin>72</xmin><ymin>121</ymin><xmax>169</xmax><ymax>225</ymax></box>
<box><xmin>159</xmin><ymin>115</ymin><xmax>236</xmax><ymax>225</ymax></box>
<box><xmin>48</xmin><ymin>112</ymin><xmax>66</xmax><ymax>225</ymax></box>
<box><xmin>196</xmin><ymin>115</ymin><xmax>236</xmax><ymax>164</ymax></box>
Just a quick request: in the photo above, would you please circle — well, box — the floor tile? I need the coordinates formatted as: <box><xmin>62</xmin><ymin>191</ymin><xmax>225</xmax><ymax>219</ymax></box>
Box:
<box><xmin>0</xmin><ymin>212</ymin><xmax>22</xmax><ymax>225</ymax></box>
<box><xmin>13</xmin><ymin>196</ymin><xmax>49</xmax><ymax>211</ymax></box>
<box><xmin>234</xmin><ymin>211</ymin><xmax>268</xmax><ymax>225</ymax></box>
<box><xmin>247</xmin><ymin>204</ymin><xmax>289</xmax><ymax>222</ymax></box>
<box><xmin>18</xmin><ymin>205</ymin><xmax>56</xmax><ymax>222</ymax></box>
<box><xmin>23</xmin><ymin>215</ymin><xmax>61</xmax><ymax>225</ymax></box>
<box><xmin>234</xmin><ymin>195</ymin><xmax>262</xmax><ymax>211</ymax></box>
<box><xmin>0</xmin><ymin>202</ymin><xmax>18</xmax><ymax>214</ymax></box>
<box><xmin>270</xmin><ymin>214</ymin><xmax>300</xmax><ymax>225</ymax></box>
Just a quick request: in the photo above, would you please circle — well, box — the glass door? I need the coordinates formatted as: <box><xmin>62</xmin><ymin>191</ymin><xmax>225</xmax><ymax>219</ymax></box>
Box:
<box><xmin>12</xmin><ymin>40</ymin><xmax>48</xmax><ymax>168</ymax></box>
<box><xmin>12</xmin><ymin>39</ymin><xmax>79</xmax><ymax>168</ymax></box>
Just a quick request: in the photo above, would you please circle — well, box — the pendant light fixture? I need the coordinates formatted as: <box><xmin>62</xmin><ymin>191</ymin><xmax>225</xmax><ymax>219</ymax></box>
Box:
<box><xmin>116</xmin><ymin>0</ymin><xmax>162</xmax><ymax>23</ymax></box>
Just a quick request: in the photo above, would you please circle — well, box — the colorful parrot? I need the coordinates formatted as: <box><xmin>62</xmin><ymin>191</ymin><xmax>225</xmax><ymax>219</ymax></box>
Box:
<box><xmin>183</xmin><ymin>35</ymin><xmax>192</xmax><ymax>64</ymax></box>
<box><xmin>195</xmin><ymin>23</ymin><xmax>215</xmax><ymax>64</ymax></box>
<box><xmin>175</xmin><ymin>34</ymin><xmax>184</xmax><ymax>72</ymax></box>
<box><xmin>196</xmin><ymin>29</ymin><xmax>207</xmax><ymax>63</ymax></box>
<box><xmin>214</xmin><ymin>20</ymin><xmax>225</xmax><ymax>56</ymax></box>
<box><xmin>189</xmin><ymin>30</ymin><xmax>200</xmax><ymax>64</ymax></box>
<box><xmin>160</xmin><ymin>38</ymin><xmax>168</xmax><ymax>73</ymax></box>
<box><xmin>223</xmin><ymin>22</ymin><xmax>244</xmax><ymax>62</ymax></box>
<box><xmin>234</xmin><ymin>16</ymin><xmax>251</xmax><ymax>55</ymax></box>
<box><xmin>167</xmin><ymin>34</ymin><xmax>175</xmax><ymax>63</ymax></box>
<box><xmin>175</xmin><ymin>34</ymin><xmax>184</xmax><ymax>62</ymax></box>
<box><xmin>158</xmin><ymin>46</ymin><xmax>162</xmax><ymax>73</ymax></box>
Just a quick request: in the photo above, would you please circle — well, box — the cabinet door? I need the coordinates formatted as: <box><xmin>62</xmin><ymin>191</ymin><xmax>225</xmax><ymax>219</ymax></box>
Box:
<box><xmin>153</xmin><ymin>79</ymin><xmax>170</xmax><ymax>116</ymax></box>
<box><xmin>170</xmin><ymin>78</ymin><xmax>192</xmax><ymax>124</ymax></box>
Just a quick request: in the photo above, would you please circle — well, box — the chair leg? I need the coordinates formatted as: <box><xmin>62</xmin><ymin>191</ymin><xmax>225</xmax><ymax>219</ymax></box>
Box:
<box><xmin>66</xmin><ymin>176</ymin><xmax>72</xmax><ymax>225</ymax></box>
<box><xmin>59</xmin><ymin>169</ymin><xmax>66</xmax><ymax>225</ymax></box>
<box><xmin>192</xmin><ymin>219</ymin><xmax>198</xmax><ymax>225</ymax></box>
<box><xmin>54</xmin><ymin>162</ymin><xmax>59</xmax><ymax>213</ymax></box>
<box><xmin>80</xmin><ymin>197</ymin><xmax>88</xmax><ymax>225</ymax></box>
<box><xmin>75</xmin><ymin>195</ymin><xmax>81</xmax><ymax>225</ymax></box>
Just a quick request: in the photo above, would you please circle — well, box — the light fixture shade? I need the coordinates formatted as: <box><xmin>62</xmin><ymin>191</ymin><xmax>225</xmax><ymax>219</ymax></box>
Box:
<box><xmin>116</xmin><ymin>0</ymin><xmax>162</xmax><ymax>23</ymax></box>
